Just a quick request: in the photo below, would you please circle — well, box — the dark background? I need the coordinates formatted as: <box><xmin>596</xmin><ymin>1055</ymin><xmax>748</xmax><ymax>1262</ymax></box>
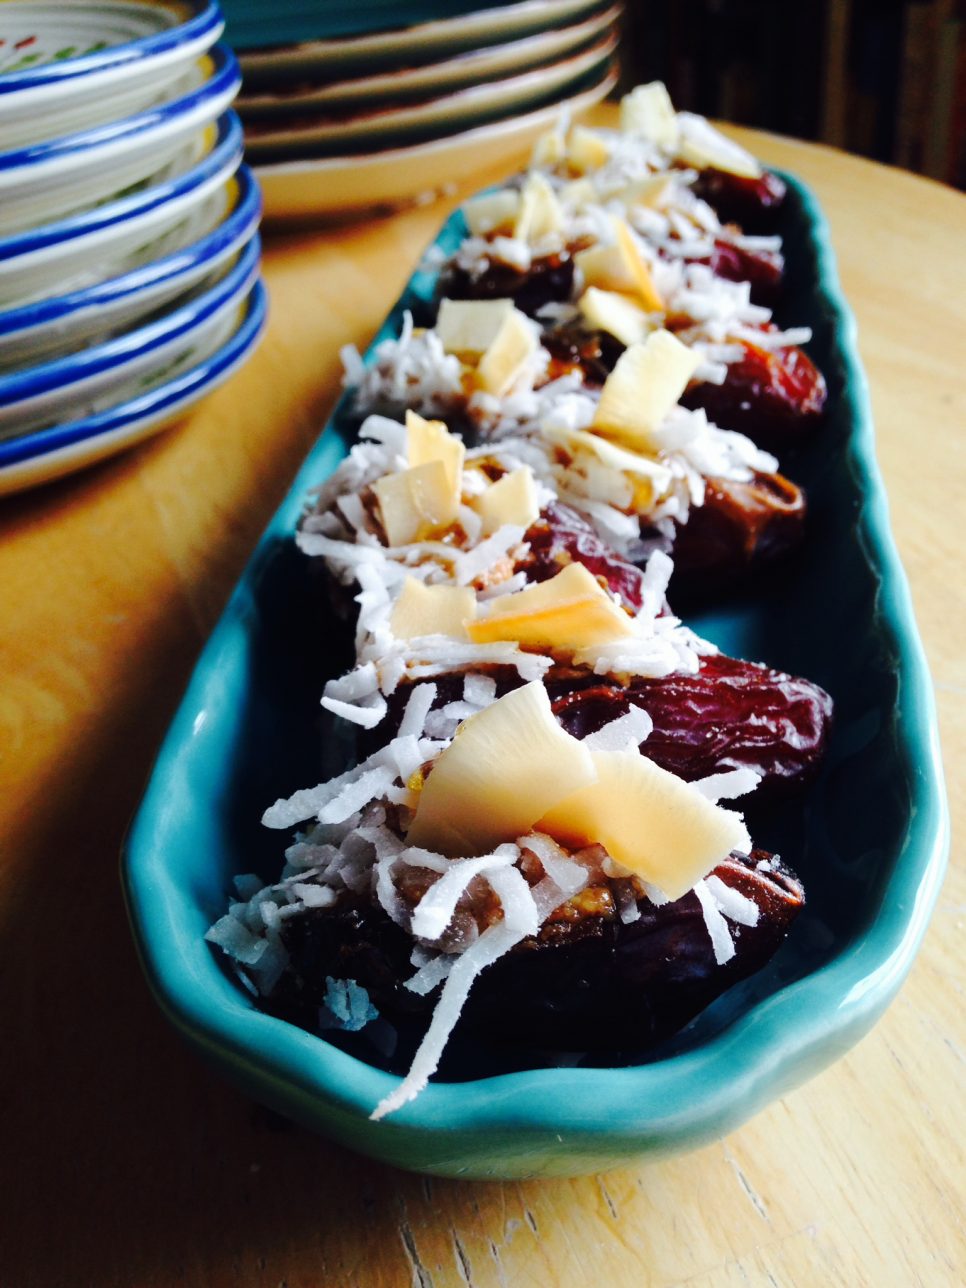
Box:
<box><xmin>618</xmin><ymin>0</ymin><xmax>966</xmax><ymax>189</ymax></box>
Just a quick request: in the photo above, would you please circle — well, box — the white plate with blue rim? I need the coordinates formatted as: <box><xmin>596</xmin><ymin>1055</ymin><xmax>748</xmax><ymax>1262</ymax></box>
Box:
<box><xmin>0</xmin><ymin>111</ymin><xmax>243</xmax><ymax>308</ymax></box>
<box><xmin>0</xmin><ymin>0</ymin><xmax>224</xmax><ymax>149</ymax></box>
<box><xmin>0</xmin><ymin>164</ymin><xmax>261</xmax><ymax>370</ymax></box>
<box><xmin>0</xmin><ymin>278</ymin><xmax>267</xmax><ymax>495</ymax></box>
<box><xmin>0</xmin><ymin>43</ymin><xmax>240</xmax><ymax>236</ymax></box>
<box><xmin>0</xmin><ymin>233</ymin><xmax>260</xmax><ymax>440</ymax></box>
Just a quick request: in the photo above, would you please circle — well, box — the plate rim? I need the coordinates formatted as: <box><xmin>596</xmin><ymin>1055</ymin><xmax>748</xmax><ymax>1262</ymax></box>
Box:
<box><xmin>242</xmin><ymin>31</ymin><xmax>617</xmax><ymax>153</ymax></box>
<box><xmin>237</xmin><ymin>0</ymin><xmax>606</xmax><ymax>69</ymax></box>
<box><xmin>0</xmin><ymin>0</ymin><xmax>221</xmax><ymax>94</ymax></box>
<box><xmin>0</xmin><ymin>277</ymin><xmax>267</xmax><ymax>486</ymax></box>
<box><xmin>0</xmin><ymin>165</ymin><xmax>259</xmax><ymax>349</ymax></box>
<box><xmin>0</xmin><ymin>231</ymin><xmax>260</xmax><ymax>412</ymax></box>
<box><xmin>237</xmin><ymin>3</ymin><xmax>621</xmax><ymax>113</ymax></box>
<box><xmin>253</xmin><ymin>65</ymin><xmax>616</xmax><ymax>221</ymax></box>
<box><xmin>0</xmin><ymin>43</ymin><xmax>238</xmax><ymax>174</ymax></box>
<box><xmin>0</xmin><ymin>112</ymin><xmax>242</xmax><ymax>264</ymax></box>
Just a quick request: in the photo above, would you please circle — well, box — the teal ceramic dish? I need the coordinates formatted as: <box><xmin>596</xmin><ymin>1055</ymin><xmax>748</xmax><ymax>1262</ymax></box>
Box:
<box><xmin>122</xmin><ymin>174</ymin><xmax>949</xmax><ymax>1179</ymax></box>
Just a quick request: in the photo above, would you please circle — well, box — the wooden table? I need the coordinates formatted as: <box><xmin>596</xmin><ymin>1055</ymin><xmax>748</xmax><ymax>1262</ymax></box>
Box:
<box><xmin>1</xmin><ymin>110</ymin><xmax>963</xmax><ymax>1287</ymax></box>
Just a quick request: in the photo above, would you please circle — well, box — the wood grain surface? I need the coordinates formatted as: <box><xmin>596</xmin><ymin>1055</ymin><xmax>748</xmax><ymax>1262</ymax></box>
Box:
<box><xmin>0</xmin><ymin>109</ymin><xmax>963</xmax><ymax>1287</ymax></box>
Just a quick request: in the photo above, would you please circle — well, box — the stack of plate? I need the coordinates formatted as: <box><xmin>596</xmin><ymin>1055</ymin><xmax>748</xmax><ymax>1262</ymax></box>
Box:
<box><xmin>0</xmin><ymin>1</ymin><xmax>267</xmax><ymax>495</ymax></box>
<box><xmin>225</xmin><ymin>0</ymin><xmax>621</xmax><ymax>222</ymax></box>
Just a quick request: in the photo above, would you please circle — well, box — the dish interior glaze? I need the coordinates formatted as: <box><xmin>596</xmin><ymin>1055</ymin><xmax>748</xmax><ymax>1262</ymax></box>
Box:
<box><xmin>122</xmin><ymin>172</ymin><xmax>949</xmax><ymax>1179</ymax></box>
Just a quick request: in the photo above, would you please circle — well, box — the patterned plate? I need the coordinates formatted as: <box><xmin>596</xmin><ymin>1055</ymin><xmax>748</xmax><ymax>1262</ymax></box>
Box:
<box><xmin>254</xmin><ymin>62</ymin><xmax>616</xmax><ymax>221</ymax></box>
<box><xmin>237</xmin><ymin>4</ymin><xmax>620</xmax><ymax>114</ymax></box>
<box><xmin>239</xmin><ymin>0</ymin><xmax>607</xmax><ymax>78</ymax></box>
<box><xmin>243</xmin><ymin>34</ymin><xmax>616</xmax><ymax>158</ymax></box>
<box><xmin>0</xmin><ymin>279</ymin><xmax>267</xmax><ymax>494</ymax></box>
<box><xmin>0</xmin><ymin>45</ymin><xmax>240</xmax><ymax>237</ymax></box>
<box><xmin>0</xmin><ymin>1</ymin><xmax>218</xmax><ymax>83</ymax></box>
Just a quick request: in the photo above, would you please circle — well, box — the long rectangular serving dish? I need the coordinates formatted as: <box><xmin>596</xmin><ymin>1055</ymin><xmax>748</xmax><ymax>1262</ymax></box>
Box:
<box><xmin>122</xmin><ymin>173</ymin><xmax>949</xmax><ymax>1179</ymax></box>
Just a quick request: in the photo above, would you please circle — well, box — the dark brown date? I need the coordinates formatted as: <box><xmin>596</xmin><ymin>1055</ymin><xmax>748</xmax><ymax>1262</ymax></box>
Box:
<box><xmin>665</xmin><ymin>470</ymin><xmax>806</xmax><ymax>596</ymax></box>
<box><xmin>548</xmin><ymin>651</ymin><xmax>832</xmax><ymax>792</ymax></box>
<box><xmin>362</xmin><ymin>494</ymin><xmax>829</xmax><ymax>790</ymax></box>
<box><xmin>459</xmin><ymin>850</ymin><xmax>804</xmax><ymax>1050</ymax></box>
<box><xmin>681</xmin><ymin>337</ymin><xmax>827</xmax><ymax>454</ymax></box>
<box><xmin>441</xmin><ymin>252</ymin><xmax>576</xmax><ymax>317</ymax></box>
<box><xmin>518</xmin><ymin>502</ymin><xmax>649</xmax><ymax>612</ymax></box>
<box><xmin>266</xmin><ymin>850</ymin><xmax>804</xmax><ymax>1055</ymax></box>
<box><xmin>540</xmin><ymin>321</ymin><xmax>621</xmax><ymax>386</ymax></box>
<box><xmin>705</xmin><ymin>238</ymin><xmax>784</xmax><ymax>307</ymax></box>
<box><xmin>541</xmin><ymin>321</ymin><xmax>825</xmax><ymax>457</ymax></box>
<box><xmin>372</xmin><ymin>643</ymin><xmax>831</xmax><ymax>799</ymax></box>
<box><xmin>691</xmin><ymin>167</ymin><xmax>788</xmax><ymax>234</ymax></box>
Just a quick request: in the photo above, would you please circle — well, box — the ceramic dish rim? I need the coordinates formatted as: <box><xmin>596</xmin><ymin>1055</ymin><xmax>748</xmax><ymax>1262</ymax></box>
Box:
<box><xmin>0</xmin><ymin>0</ymin><xmax>221</xmax><ymax>94</ymax></box>
<box><xmin>0</xmin><ymin>44</ymin><xmax>239</xmax><ymax>174</ymax></box>
<box><xmin>253</xmin><ymin>65</ymin><xmax>615</xmax><ymax>180</ymax></box>
<box><xmin>242</xmin><ymin>31</ymin><xmax>617</xmax><ymax>152</ymax></box>
<box><xmin>0</xmin><ymin>277</ymin><xmax>267</xmax><ymax>472</ymax></box>
<box><xmin>0</xmin><ymin>112</ymin><xmax>242</xmax><ymax>264</ymax></box>
<box><xmin>237</xmin><ymin>0</ymin><xmax>606</xmax><ymax>69</ymax></box>
<box><xmin>0</xmin><ymin>232</ymin><xmax>260</xmax><ymax>409</ymax></box>
<box><xmin>121</xmin><ymin>170</ymin><xmax>949</xmax><ymax>1146</ymax></box>
<box><xmin>0</xmin><ymin>164</ymin><xmax>260</xmax><ymax>341</ymax></box>
<box><xmin>237</xmin><ymin>3</ymin><xmax>620</xmax><ymax>113</ymax></box>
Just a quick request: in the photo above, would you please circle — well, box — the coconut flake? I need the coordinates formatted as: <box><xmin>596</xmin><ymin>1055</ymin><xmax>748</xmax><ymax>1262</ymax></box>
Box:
<box><xmin>386</xmin><ymin>734</ymin><xmax>425</xmax><ymax>785</ymax></box>
<box><xmin>397</xmin><ymin>682</ymin><xmax>438</xmax><ymax>740</ymax></box>
<box><xmin>370</xmin><ymin>919</ymin><xmax>529</xmax><ymax>1120</ymax></box>
<box><xmin>320</xmin><ymin>693</ymin><xmax>388</xmax><ymax>729</ymax></box>
<box><xmin>453</xmin><ymin>524</ymin><xmax>526</xmax><ymax>585</ymax></box>
<box><xmin>409</xmin><ymin>846</ymin><xmax>518</xmax><ymax>941</ymax></box>
<box><xmin>694</xmin><ymin>878</ymin><xmax>736</xmax><ymax>964</ymax></box>
<box><xmin>205</xmin><ymin>913</ymin><xmax>267</xmax><ymax>965</ymax></box>
<box><xmin>638</xmin><ymin>548</ymin><xmax>674</xmax><ymax>617</ymax></box>
<box><xmin>486</xmin><ymin>863</ymin><xmax>540</xmax><ymax>937</ymax></box>
<box><xmin>440</xmin><ymin>700</ymin><xmax>480</xmax><ymax>722</ymax></box>
<box><xmin>318</xmin><ymin>977</ymin><xmax>379</xmax><ymax>1032</ymax></box>
<box><xmin>705</xmin><ymin>874</ymin><xmax>760</xmax><ymax>927</ymax></box>
<box><xmin>324</xmin><ymin>661</ymin><xmax>380</xmax><ymax>703</ymax></box>
<box><xmin>318</xmin><ymin>766</ymin><xmax>397</xmax><ymax>825</ymax></box>
<box><xmin>582</xmin><ymin>705</ymin><xmax>654</xmax><ymax>752</ymax></box>
<box><xmin>289</xmin><ymin>882</ymin><xmax>338</xmax><ymax>909</ymax></box>
<box><xmin>463</xmin><ymin>673</ymin><xmax>497</xmax><ymax>707</ymax></box>
<box><xmin>404</xmin><ymin>952</ymin><xmax>457</xmax><ymax>996</ymax></box>
<box><xmin>615</xmin><ymin>881</ymin><xmax>642</xmax><ymax>924</ymax></box>
<box><xmin>692</xmin><ymin>766</ymin><xmax>760</xmax><ymax>802</ymax></box>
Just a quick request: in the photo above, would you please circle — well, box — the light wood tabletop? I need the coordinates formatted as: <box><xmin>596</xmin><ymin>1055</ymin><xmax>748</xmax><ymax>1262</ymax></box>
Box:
<box><xmin>1</xmin><ymin>107</ymin><xmax>963</xmax><ymax>1287</ymax></box>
